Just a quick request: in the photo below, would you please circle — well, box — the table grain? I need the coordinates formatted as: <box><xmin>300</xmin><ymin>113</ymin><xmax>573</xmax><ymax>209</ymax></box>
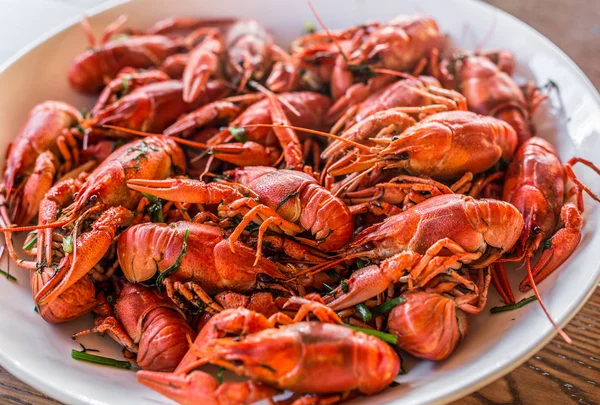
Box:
<box><xmin>0</xmin><ymin>0</ymin><xmax>599</xmax><ymax>404</ymax></box>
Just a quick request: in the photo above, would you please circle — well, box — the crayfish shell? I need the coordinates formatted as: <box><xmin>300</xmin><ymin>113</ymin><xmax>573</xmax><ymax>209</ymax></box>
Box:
<box><xmin>387</xmin><ymin>290</ymin><xmax>468</xmax><ymax>361</ymax></box>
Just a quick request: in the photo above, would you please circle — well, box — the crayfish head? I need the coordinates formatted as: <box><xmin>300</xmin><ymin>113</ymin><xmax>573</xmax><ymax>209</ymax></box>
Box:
<box><xmin>505</xmin><ymin>184</ymin><xmax>558</xmax><ymax>257</ymax></box>
<box><xmin>469</xmin><ymin>198</ymin><xmax>524</xmax><ymax>266</ymax></box>
<box><xmin>381</xmin><ymin>120</ymin><xmax>453</xmax><ymax>178</ymax></box>
<box><xmin>388</xmin><ymin>290</ymin><xmax>468</xmax><ymax>361</ymax></box>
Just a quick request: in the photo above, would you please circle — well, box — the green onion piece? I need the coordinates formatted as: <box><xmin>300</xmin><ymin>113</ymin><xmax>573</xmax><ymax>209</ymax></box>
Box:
<box><xmin>355</xmin><ymin>303</ymin><xmax>372</xmax><ymax>322</ymax></box>
<box><xmin>325</xmin><ymin>269</ymin><xmax>341</xmax><ymax>280</ymax></box>
<box><xmin>23</xmin><ymin>232</ymin><xmax>38</xmax><ymax>251</ymax></box>
<box><xmin>304</xmin><ymin>21</ymin><xmax>316</xmax><ymax>34</ymax></box>
<box><xmin>141</xmin><ymin>191</ymin><xmax>160</xmax><ymax>203</ymax></box>
<box><xmin>217</xmin><ymin>367</ymin><xmax>225</xmax><ymax>385</ymax></box>
<box><xmin>371</xmin><ymin>297</ymin><xmax>407</xmax><ymax>317</ymax></box>
<box><xmin>355</xmin><ymin>259</ymin><xmax>369</xmax><ymax>269</ymax></box>
<box><xmin>343</xmin><ymin>324</ymin><xmax>397</xmax><ymax>345</ymax></box>
<box><xmin>71</xmin><ymin>350</ymin><xmax>132</xmax><ymax>369</ymax></box>
<box><xmin>121</xmin><ymin>77</ymin><xmax>130</xmax><ymax>94</ymax></box>
<box><xmin>0</xmin><ymin>269</ymin><xmax>17</xmax><ymax>282</ymax></box>
<box><xmin>62</xmin><ymin>235</ymin><xmax>74</xmax><ymax>254</ymax></box>
<box><xmin>228</xmin><ymin>126</ymin><xmax>247</xmax><ymax>143</ymax></box>
<box><xmin>340</xmin><ymin>279</ymin><xmax>349</xmax><ymax>293</ymax></box>
<box><xmin>156</xmin><ymin>229</ymin><xmax>189</xmax><ymax>287</ymax></box>
<box><xmin>490</xmin><ymin>295</ymin><xmax>537</xmax><ymax>314</ymax></box>
<box><xmin>141</xmin><ymin>192</ymin><xmax>164</xmax><ymax>223</ymax></box>
<box><xmin>322</xmin><ymin>282</ymin><xmax>334</xmax><ymax>292</ymax></box>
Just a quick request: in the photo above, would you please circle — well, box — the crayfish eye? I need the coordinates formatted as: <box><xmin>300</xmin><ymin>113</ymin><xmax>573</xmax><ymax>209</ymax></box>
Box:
<box><xmin>14</xmin><ymin>175</ymin><xmax>23</xmax><ymax>184</ymax></box>
<box><xmin>391</xmin><ymin>136</ymin><xmax>399</xmax><ymax>141</ymax></box>
<box><xmin>399</xmin><ymin>152</ymin><xmax>409</xmax><ymax>160</ymax></box>
<box><xmin>532</xmin><ymin>225</ymin><xmax>541</xmax><ymax>235</ymax></box>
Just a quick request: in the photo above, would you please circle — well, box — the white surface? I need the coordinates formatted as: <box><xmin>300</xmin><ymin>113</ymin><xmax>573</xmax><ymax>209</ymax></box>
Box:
<box><xmin>0</xmin><ymin>1</ymin><xmax>598</xmax><ymax>405</ymax></box>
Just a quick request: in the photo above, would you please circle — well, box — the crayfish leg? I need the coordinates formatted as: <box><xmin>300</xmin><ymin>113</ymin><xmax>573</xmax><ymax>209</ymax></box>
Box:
<box><xmin>519</xmin><ymin>203</ymin><xmax>582</xmax><ymax>292</ymax></box>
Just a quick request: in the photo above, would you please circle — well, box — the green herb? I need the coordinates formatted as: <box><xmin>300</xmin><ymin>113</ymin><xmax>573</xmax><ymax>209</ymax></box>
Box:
<box><xmin>0</xmin><ymin>269</ymin><xmax>17</xmax><ymax>282</ymax></box>
<box><xmin>399</xmin><ymin>365</ymin><xmax>407</xmax><ymax>375</ymax></box>
<box><xmin>217</xmin><ymin>366</ymin><xmax>225</xmax><ymax>385</ymax></box>
<box><xmin>355</xmin><ymin>259</ymin><xmax>369</xmax><ymax>269</ymax></box>
<box><xmin>62</xmin><ymin>235</ymin><xmax>74</xmax><ymax>254</ymax></box>
<box><xmin>303</xmin><ymin>21</ymin><xmax>316</xmax><ymax>34</ymax></box>
<box><xmin>322</xmin><ymin>282</ymin><xmax>334</xmax><ymax>292</ymax></box>
<box><xmin>23</xmin><ymin>232</ymin><xmax>38</xmax><ymax>251</ymax></box>
<box><xmin>156</xmin><ymin>229</ymin><xmax>189</xmax><ymax>287</ymax></box>
<box><xmin>34</xmin><ymin>306</ymin><xmax>38</xmax><ymax>313</ymax></box>
<box><xmin>340</xmin><ymin>279</ymin><xmax>349</xmax><ymax>293</ymax></box>
<box><xmin>543</xmin><ymin>239</ymin><xmax>552</xmax><ymax>250</ymax></box>
<box><xmin>325</xmin><ymin>269</ymin><xmax>341</xmax><ymax>281</ymax></box>
<box><xmin>228</xmin><ymin>126</ymin><xmax>247</xmax><ymax>143</ymax></box>
<box><xmin>371</xmin><ymin>297</ymin><xmax>407</xmax><ymax>317</ymax></box>
<box><xmin>74</xmin><ymin>124</ymin><xmax>85</xmax><ymax>134</ymax></box>
<box><xmin>490</xmin><ymin>295</ymin><xmax>537</xmax><ymax>314</ymax></box>
<box><xmin>343</xmin><ymin>324</ymin><xmax>398</xmax><ymax>345</ymax></box>
<box><xmin>261</xmin><ymin>240</ymin><xmax>275</xmax><ymax>250</ymax></box>
<box><xmin>141</xmin><ymin>192</ymin><xmax>164</xmax><ymax>223</ymax></box>
<box><xmin>121</xmin><ymin>76</ymin><xmax>130</xmax><ymax>93</ymax></box>
<box><xmin>275</xmin><ymin>192</ymin><xmax>298</xmax><ymax>212</ymax></box>
<box><xmin>355</xmin><ymin>303</ymin><xmax>372</xmax><ymax>322</ymax></box>
<box><xmin>71</xmin><ymin>350</ymin><xmax>132</xmax><ymax>369</ymax></box>
<box><xmin>111</xmin><ymin>33</ymin><xmax>129</xmax><ymax>41</ymax></box>
<box><xmin>126</xmin><ymin>141</ymin><xmax>160</xmax><ymax>171</ymax></box>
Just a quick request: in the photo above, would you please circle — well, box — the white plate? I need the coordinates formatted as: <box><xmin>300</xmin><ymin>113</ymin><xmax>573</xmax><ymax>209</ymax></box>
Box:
<box><xmin>0</xmin><ymin>1</ymin><xmax>598</xmax><ymax>404</ymax></box>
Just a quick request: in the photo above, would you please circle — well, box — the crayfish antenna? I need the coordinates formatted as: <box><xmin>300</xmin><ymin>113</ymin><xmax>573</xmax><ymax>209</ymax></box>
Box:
<box><xmin>0</xmin><ymin>218</ymin><xmax>72</xmax><ymax>233</ymax></box>
<box><xmin>307</xmin><ymin>0</ymin><xmax>350</xmax><ymax>63</ymax></box>
<box><xmin>101</xmin><ymin>125</ymin><xmax>212</xmax><ymax>150</ymax></box>
<box><xmin>525</xmin><ymin>256</ymin><xmax>572</xmax><ymax>344</ymax></box>
<box><xmin>249</xmin><ymin>80</ymin><xmax>301</xmax><ymax>117</ymax></box>
<box><xmin>242</xmin><ymin>124</ymin><xmax>372</xmax><ymax>152</ymax></box>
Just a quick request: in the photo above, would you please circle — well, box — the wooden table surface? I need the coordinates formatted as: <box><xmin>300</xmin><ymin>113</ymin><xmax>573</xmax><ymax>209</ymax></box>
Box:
<box><xmin>0</xmin><ymin>0</ymin><xmax>599</xmax><ymax>404</ymax></box>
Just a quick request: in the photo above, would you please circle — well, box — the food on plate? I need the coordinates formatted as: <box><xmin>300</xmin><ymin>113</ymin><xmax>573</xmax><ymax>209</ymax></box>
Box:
<box><xmin>1</xmin><ymin>7</ymin><xmax>598</xmax><ymax>404</ymax></box>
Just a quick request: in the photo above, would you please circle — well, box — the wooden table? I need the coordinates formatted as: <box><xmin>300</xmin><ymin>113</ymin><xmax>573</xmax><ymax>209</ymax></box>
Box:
<box><xmin>0</xmin><ymin>0</ymin><xmax>599</xmax><ymax>404</ymax></box>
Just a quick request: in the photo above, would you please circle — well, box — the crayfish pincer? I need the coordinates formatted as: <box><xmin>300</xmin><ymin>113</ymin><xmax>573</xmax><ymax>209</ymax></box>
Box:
<box><xmin>138</xmin><ymin>299</ymin><xmax>400</xmax><ymax>404</ymax></box>
<box><xmin>75</xmin><ymin>282</ymin><xmax>195</xmax><ymax>371</ymax></box>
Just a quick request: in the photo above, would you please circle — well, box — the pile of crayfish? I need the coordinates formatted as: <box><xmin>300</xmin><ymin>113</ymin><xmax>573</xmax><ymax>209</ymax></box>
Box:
<box><xmin>1</xmin><ymin>8</ymin><xmax>599</xmax><ymax>405</ymax></box>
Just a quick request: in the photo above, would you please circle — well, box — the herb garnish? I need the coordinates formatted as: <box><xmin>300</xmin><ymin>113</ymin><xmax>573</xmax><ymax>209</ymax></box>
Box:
<box><xmin>343</xmin><ymin>324</ymin><xmax>398</xmax><ymax>345</ymax></box>
<box><xmin>71</xmin><ymin>350</ymin><xmax>132</xmax><ymax>370</ymax></box>
<box><xmin>217</xmin><ymin>366</ymin><xmax>225</xmax><ymax>385</ymax></box>
<box><xmin>23</xmin><ymin>232</ymin><xmax>38</xmax><ymax>251</ymax></box>
<box><xmin>0</xmin><ymin>269</ymin><xmax>17</xmax><ymax>282</ymax></box>
<box><xmin>156</xmin><ymin>230</ymin><xmax>189</xmax><ymax>287</ymax></box>
<box><xmin>371</xmin><ymin>297</ymin><xmax>407</xmax><ymax>317</ymax></box>
<box><xmin>62</xmin><ymin>235</ymin><xmax>74</xmax><ymax>254</ymax></box>
<box><xmin>490</xmin><ymin>295</ymin><xmax>537</xmax><ymax>314</ymax></box>
<box><xmin>355</xmin><ymin>303</ymin><xmax>372</xmax><ymax>322</ymax></box>
<box><xmin>228</xmin><ymin>126</ymin><xmax>247</xmax><ymax>143</ymax></box>
<box><xmin>141</xmin><ymin>192</ymin><xmax>164</xmax><ymax>223</ymax></box>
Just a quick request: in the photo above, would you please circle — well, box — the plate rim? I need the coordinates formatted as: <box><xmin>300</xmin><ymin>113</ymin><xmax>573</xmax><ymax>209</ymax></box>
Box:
<box><xmin>0</xmin><ymin>1</ymin><xmax>598</xmax><ymax>404</ymax></box>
